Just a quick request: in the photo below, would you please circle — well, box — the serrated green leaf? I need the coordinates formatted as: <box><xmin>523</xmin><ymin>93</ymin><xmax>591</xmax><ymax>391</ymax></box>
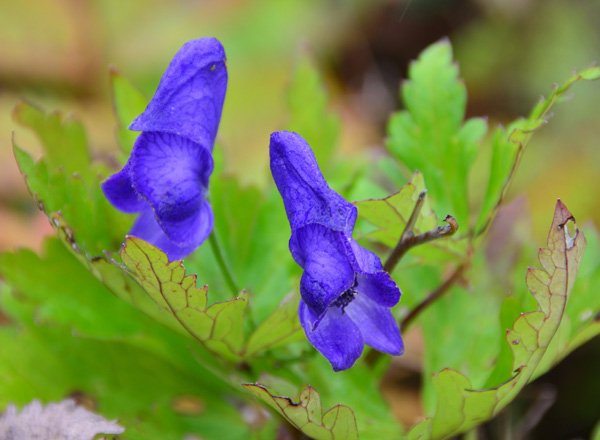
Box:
<box><xmin>530</xmin><ymin>223</ymin><xmax>600</xmax><ymax>378</ymax></box>
<box><xmin>110</xmin><ymin>67</ymin><xmax>148</xmax><ymax>154</ymax></box>
<box><xmin>386</xmin><ymin>40</ymin><xmax>487</xmax><ymax>228</ymax></box>
<box><xmin>13</xmin><ymin>129</ymin><xmax>129</xmax><ymax>256</ymax></box>
<box><xmin>120</xmin><ymin>236</ymin><xmax>247</xmax><ymax>361</ymax></box>
<box><xmin>300</xmin><ymin>356</ymin><xmax>404</xmax><ymax>440</ymax></box>
<box><xmin>476</xmin><ymin>66</ymin><xmax>600</xmax><ymax>233</ymax></box>
<box><xmin>355</xmin><ymin>171</ymin><xmax>467</xmax><ymax>262</ymax></box>
<box><xmin>408</xmin><ymin>200</ymin><xmax>586</xmax><ymax>439</ymax></box>
<box><xmin>286</xmin><ymin>49</ymin><xmax>341</xmax><ymax>170</ymax></box>
<box><xmin>12</xmin><ymin>100</ymin><xmax>90</xmax><ymax>181</ymax></box>
<box><xmin>245</xmin><ymin>291</ymin><xmax>303</xmax><ymax>357</ymax></box>
<box><xmin>242</xmin><ymin>384</ymin><xmax>358</xmax><ymax>440</ymax></box>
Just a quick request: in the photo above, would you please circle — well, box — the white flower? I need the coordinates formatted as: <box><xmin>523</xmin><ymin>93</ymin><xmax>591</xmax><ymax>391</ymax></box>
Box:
<box><xmin>0</xmin><ymin>399</ymin><xmax>125</xmax><ymax>440</ymax></box>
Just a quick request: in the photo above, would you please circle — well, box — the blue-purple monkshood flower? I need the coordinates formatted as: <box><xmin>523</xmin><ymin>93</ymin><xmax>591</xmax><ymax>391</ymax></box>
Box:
<box><xmin>102</xmin><ymin>38</ymin><xmax>227</xmax><ymax>260</ymax></box>
<box><xmin>269</xmin><ymin>131</ymin><xmax>404</xmax><ymax>371</ymax></box>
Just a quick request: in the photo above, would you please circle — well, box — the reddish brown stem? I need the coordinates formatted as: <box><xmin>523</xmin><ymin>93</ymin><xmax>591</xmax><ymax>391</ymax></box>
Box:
<box><xmin>400</xmin><ymin>263</ymin><xmax>467</xmax><ymax>331</ymax></box>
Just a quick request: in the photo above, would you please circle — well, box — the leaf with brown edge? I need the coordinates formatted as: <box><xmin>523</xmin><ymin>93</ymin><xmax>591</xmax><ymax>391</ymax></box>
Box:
<box><xmin>242</xmin><ymin>384</ymin><xmax>358</xmax><ymax>440</ymax></box>
<box><xmin>121</xmin><ymin>236</ymin><xmax>247</xmax><ymax>361</ymax></box>
<box><xmin>408</xmin><ymin>200</ymin><xmax>586</xmax><ymax>440</ymax></box>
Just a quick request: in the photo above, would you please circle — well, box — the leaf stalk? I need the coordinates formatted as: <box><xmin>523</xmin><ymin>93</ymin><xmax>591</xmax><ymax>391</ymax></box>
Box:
<box><xmin>208</xmin><ymin>230</ymin><xmax>240</xmax><ymax>296</ymax></box>
<box><xmin>383</xmin><ymin>191</ymin><xmax>459</xmax><ymax>273</ymax></box>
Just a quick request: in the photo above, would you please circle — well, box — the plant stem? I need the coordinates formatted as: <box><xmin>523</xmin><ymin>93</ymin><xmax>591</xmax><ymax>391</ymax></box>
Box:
<box><xmin>208</xmin><ymin>231</ymin><xmax>240</xmax><ymax>296</ymax></box>
<box><xmin>364</xmin><ymin>262</ymin><xmax>467</xmax><ymax>367</ymax></box>
<box><xmin>383</xmin><ymin>190</ymin><xmax>459</xmax><ymax>273</ymax></box>
<box><xmin>400</xmin><ymin>262</ymin><xmax>467</xmax><ymax>331</ymax></box>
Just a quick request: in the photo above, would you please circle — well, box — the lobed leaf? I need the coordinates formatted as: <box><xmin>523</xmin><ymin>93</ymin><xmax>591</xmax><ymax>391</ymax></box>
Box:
<box><xmin>120</xmin><ymin>236</ymin><xmax>247</xmax><ymax>361</ymax></box>
<box><xmin>12</xmin><ymin>100</ymin><xmax>90</xmax><ymax>182</ymax></box>
<box><xmin>12</xmin><ymin>143</ymin><xmax>126</xmax><ymax>256</ymax></box>
<box><xmin>386</xmin><ymin>40</ymin><xmax>487</xmax><ymax>228</ymax></box>
<box><xmin>408</xmin><ymin>200</ymin><xmax>586</xmax><ymax>439</ymax></box>
<box><xmin>242</xmin><ymin>384</ymin><xmax>358</xmax><ymax>440</ymax></box>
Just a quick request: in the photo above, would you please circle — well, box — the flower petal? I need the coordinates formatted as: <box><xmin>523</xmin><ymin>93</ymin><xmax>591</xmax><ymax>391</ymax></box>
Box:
<box><xmin>292</xmin><ymin>224</ymin><xmax>355</xmax><ymax>314</ymax></box>
<box><xmin>345</xmin><ymin>293</ymin><xmax>404</xmax><ymax>355</ymax></box>
<box><xmin>129</xmin><ymin>38</ymin><xmax>227</xmax><ymax>149</ymax></box>
<box><xmin>269</xmin><ymin>131</ymin><xmax>357</xmax><ymax>233</ymax></box>
<box><xmin>101</xmin><ymin>162</ymin><xmax>146</xmax><ymax>213</ymax></box>
<box><xmin>299</xmin><ymin>299</ymin><xmax>364</xmax><ymax>371</ymax></box>
<box><xmin>129</xmin><ymin>208</ymin><xmax>207</xmax><ymax>261</ymax></box>
<box><xmin>130</xmin><ymin>131</ymin><xmax>213</xmax><ymax>245</ymax></box>
<box><xmin>350</xmin><ymin>239</ymin><xmax>401</xmax><ymax>307</ymax></box>
<box><xmin>356</xmin><ymin>271</ymin><xmax>401</xmax><ymax>308</ymax></box>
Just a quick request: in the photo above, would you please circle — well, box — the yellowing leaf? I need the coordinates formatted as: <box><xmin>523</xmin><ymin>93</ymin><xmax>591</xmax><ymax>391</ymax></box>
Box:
<box><xmin>355</xmin><ymin>172</ymin><xmax>466</xmax><ymax>261</ymax></box>
<box><xmin>244</xmin><ymin>292</ymin><xmax>303</xmax><ymax>358</ymax></box>
<box><xmin>408</xmin><ymin>200</ymin><xmax>586</xmax><ymax>440</ymax></box>
<box><xmin>121</xmin><ymin>236</ymin><xmax>247</xmax><ymax>361</ymax></box>
<box><xmin>242</xmin><ymin>384</ymin><xmax>358</xmax><ymax>440</ymax></box>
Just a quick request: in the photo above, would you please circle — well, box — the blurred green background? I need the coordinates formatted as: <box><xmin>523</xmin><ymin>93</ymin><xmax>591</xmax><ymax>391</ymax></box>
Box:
<box><xmin>1</xmin><ymin>0</ymin><xmax>599</xmax><ymax>438</ymax></box>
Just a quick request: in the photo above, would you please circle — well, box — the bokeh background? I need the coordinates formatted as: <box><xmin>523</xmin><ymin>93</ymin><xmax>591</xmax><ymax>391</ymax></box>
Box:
<box><xmin>1</xmin><ymin>0</ymin><xmax>599</xmax><ymax>438</ymax></box>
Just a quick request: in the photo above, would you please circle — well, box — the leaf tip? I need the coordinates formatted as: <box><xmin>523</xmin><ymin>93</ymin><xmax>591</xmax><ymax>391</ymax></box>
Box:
<box><xmin>553</xmin><ymin>199</ymin><xmax>574</xmax><ymax>226</ymax></box>
<box><xmin>108</xmin><ymin>64</ymin><xmax>121</xmax><ymax>77</ymax></box>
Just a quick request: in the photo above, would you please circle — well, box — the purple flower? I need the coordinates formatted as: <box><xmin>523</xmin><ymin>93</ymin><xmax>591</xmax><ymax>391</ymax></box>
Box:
<box><xmin>269</xmin><ymin>131</ymin><xmax>404</xmax><ymax>371</ymax></box>
<box><xmin>102</xmin><ymin>38</ymin><xmax>227</xmax><ymax>260</ymax></box>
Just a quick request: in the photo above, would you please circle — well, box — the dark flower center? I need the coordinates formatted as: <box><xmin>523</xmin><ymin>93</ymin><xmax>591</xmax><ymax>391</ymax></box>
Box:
<box><xmin>332</xmin><ymin>279</ymin><xmax>358</xmax><ymax>313</ymax></box>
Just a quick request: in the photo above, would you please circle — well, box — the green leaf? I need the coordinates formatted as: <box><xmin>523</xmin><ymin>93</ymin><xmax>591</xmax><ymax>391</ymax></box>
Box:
<box><xmin>208</xmin><ymin>177</ymin><xmax>299</xmax><ymax>322</ymax></box>
<box><xmin>476</xmin><ymin>66</ymin><xmax>600</xmax><ymax>233</ymax></box>
<box><xmin>300</xmin><ymin>357</ymin><xmax>404</xmax><ymax>440</ymax></box>
<box><xmin>242</xmin><ymin>384</ymin><xmax>358</xmax><ymax>440</ymax></box>
<box><xmin>386</xmin><ymin>40</ymin><xmax>487</xmax><ymax>228</ymax></box>
<box><xmin>12</xmin><ymin>100</ymin><xmax>90</xmax><ymax>181</ymax></box>
<box><xmin>109</xmin><ymin>66</ymin><xmax>148</xmax><ymax>154</ymax></box>
<box><xmin>0</xmin><ymin>235</ymin><xmax>235</xmax><ymax>393</ymax></box>
<box><xmin>483</xmin><ymin>295</ymin><xmax>526</xmax><ymax>388</ymax></box>
<box><xmin>354</xmin><ymin>171</ymin><xmax>467</xmax><ymax>262</ymax></box>
<box><xmin>286</xmin><ymin>49</ymin><xmax>341</xmax><ymax>170</ymax></box>
<box><xmin>592</xmin><ymin>419</ymin><xmax>600</xmax><ymax>440</ymax></box>
<box><xmin>0</xmin><ymin>323</ymin><xmax>250</xmax><ymax>440</ymax></box>
<box><xmin>120</xmin><ymin>236</ymin><xmax>247</xmax><ymax>361</ymax></box>
<box><xmin>244</xmin><ymin>291</ymin><xmax>303</xmax><ymax>358</ymax></box>
<box><xmin>408</xmin><ymin>200</ymin><xmax>586</xmax><ymax>439</ymax></box>
<box><xmin>13</xmin><ymin>127</ymin><xmax>129</xmax><ymax>256</ymax></box>
<box><xmin>0</xmin><ymin>238</ymin><xmax>143</xmax><ymax>339</ymax></box>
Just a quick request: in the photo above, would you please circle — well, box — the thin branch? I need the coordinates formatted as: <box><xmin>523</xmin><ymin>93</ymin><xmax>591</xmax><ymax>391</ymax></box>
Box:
<box><xmin>208</xmin><ymin>231</ymin><xmax>240</xmax><ymax>296</ymax></box>
<box><xmin>383</xmin><ymin>191</ymin><xmax>459</xmax><ymax>272</ymax></box>
<box><xmin>400</xmin><ymin>263</ymin><xmax>467</xmax><ymax>331</ymax></box>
